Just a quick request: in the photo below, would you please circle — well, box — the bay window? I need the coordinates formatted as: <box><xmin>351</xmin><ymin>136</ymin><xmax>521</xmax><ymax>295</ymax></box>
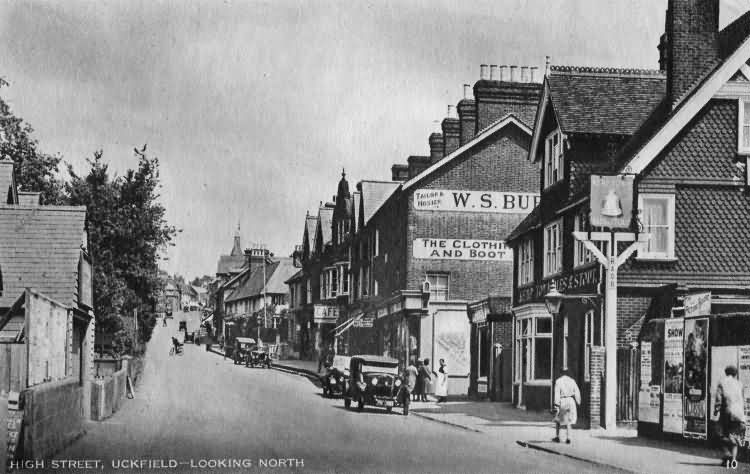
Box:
<box><xmin>544</xmin><ymin>130</ymin><xmax>564</xmax><ymax>188</ymax></box>
<box><xmin>515</xmin><ymin>314</ymin><xmax>553</xmax><ymax>382</ymax></box>
<box><xmin>543</xmin><ymin>220</ymin><xmax>562</xmax><ymax>276</ymax></box>
<box><xmin>638</xmin><ymin>193</ymin><xmax>675</xmax><ymax>260</ymax></box>
<box><xmin>518</xmin><ymin>238</ymin><xmax>534</xmax><ymax>285</ymax></box>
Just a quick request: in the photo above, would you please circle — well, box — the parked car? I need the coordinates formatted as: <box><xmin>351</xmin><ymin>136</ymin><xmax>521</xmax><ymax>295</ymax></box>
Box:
<box><xmin>179</xmin><ymin>320</ymin><xmax>187</xmax><ymax>332</ymax></box>
<box><xmin>233</xmin><ymin>337</ymin><xmax>256</xmax><ymax>365</ymax></box>
<box><xmin>344</xmin><ymin>355</ymin><xmax>402</xmax><ymax>414</ymax></box>
<box><xmin>321</xmin><ymin>355</ymin><xmax>350</xmax><ymax>397</ymax></box>
<box><xmin>246</xmin><ymin>345</ymin><xmax>271</xmax><ymax>368</ymax></box>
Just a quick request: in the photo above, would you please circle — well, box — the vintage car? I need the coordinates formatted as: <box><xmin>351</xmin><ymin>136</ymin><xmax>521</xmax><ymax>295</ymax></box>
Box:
<box><xmin>246</xmin><ymin>344</ymin><xmax>271</xmax><ymax>368</ymax></box>
<box><xmin>344</xmin><ymin>355</ymin><xmax>403</xmax><ymax>414</ymax></box>
<box><xmin>232</xmin><ymin>337</ymin><xmax>256</xmax><ymax>365</ymax></box>
<box><xmin>321</xmin><ymin>355</ymin><xmax>350</xmax><ymax>397</ymax></box>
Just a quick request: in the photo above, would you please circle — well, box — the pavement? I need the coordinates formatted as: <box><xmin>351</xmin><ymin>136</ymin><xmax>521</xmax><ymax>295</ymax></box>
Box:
<box><xmin>269</xmin><ymin>358</ymin><xmax>744</xmax><ymax>474</ymax></box>
<box><xmin>51</xmin><ymin>312</ymin><xmax>607</xmax><ymax>474</ymax></box>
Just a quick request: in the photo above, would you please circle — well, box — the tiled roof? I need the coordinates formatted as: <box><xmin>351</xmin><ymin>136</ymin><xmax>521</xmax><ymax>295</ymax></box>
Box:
<box><xmin>547</xmin><ymin>66</ymin><xmax>666</xmax><ymax>136</ymax></box>
<box><xmin>225</xmin><ymin>258</ymin><xmax>295</xmax><ymax>303</ymax></box>
<box><xmin>506</xmin><ymin>204</ymin><xmax>540</xmax><ymax>242</ymax></box>
<box><xmin>720</xmin><ymin>10</ymin><xmax>750</xmax><ymax>59</ymax></box>
<box><xmin>620</xmin><ymin>188</ymin><xmax>750</xmax><ymax>275</ymax></box>
<box><xmin>360</xmin><ymin>181</ymin><xmax>399</xmax><ymax>225</ymax></box>
<box><xmin>216</xmin><ymin>255</ymin><xmax>245</xmax><ymax>275</ymax></box>
<box><xmin>284</xmin><ymin>269</ymin><xmax>304</xmax><ymax>285</ymax></box>
<box><xmin>0</xmin><ymin>205</ymin><xmax>87</xmax><ymax>309</ymax></box>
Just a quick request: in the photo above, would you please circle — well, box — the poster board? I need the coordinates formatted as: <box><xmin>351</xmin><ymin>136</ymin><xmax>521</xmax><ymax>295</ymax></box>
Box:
<box><xmin>663</xmin><ymin>318</ymin><xmax>684</xmax><ymax>434</ymax></box>
<box><xmin>638</xmin><ymin>341</ymin><xmax>660</xmax><ymax>423</ymax></box>
<box><xmin>26</xmin><ymin>290</ymin><xmax>70</xmax><ymax>386</ymax></box>
<box><xmin>683</xmin><ymin>318</ymin><xmax>708</xmax><ymax>439</ymax></box>
<box><xmin>433</xmin><ymin>310</ymin><xmax>470</xmax><ymax>377</ymax></box>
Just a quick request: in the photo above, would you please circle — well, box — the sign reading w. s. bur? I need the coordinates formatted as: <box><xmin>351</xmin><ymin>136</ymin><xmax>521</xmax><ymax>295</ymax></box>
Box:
<box><xmin>414</xmin><ymin>189</ymin><xmax>539</xmax><ymax>213</ymax></box>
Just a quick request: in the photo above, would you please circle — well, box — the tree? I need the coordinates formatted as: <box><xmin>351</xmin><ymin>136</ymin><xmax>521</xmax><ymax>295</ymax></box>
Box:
<box><xmin>67</xmin><ymin>147</ymin><xmax>177</xmax><ymax>352</ymax></box>
<box><xmin>0</xmin><ymin>79</ymin><xmax>65</xmax><ymax>204</ymax></box>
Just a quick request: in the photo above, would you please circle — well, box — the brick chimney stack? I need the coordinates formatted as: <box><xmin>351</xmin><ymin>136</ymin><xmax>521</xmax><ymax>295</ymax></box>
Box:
<box><xmin>473</xmin><ymin>63</ymin><xmax>542</xmax><ymax>133</ymax></box>
<box><xmin>407</xmin><ymin>155</ymin><xmax>431</xmax><ymax>178</ymax></box>
<box><xmin>245</xmin><ymin>246</ymin><xmax>270</xmax><ymax>275</ymax></box>
<box><xmin>665</xmin><ymin>0</ymin><xmax>719</xmax><ymax>106</ymax></box>
<box><xmin>428</xmin><ymin>121</ymin><xmax>444</xmax><ymax>164</ymax></box>
<box><xmin>441</xmin><ymin>105</ymin><xmax>460</xmax><ymax>157</ymax></box>
<box><xmin>457</xmin><ymin>84</ymin><xmax>476</xmax><ymax>146</ymax></box>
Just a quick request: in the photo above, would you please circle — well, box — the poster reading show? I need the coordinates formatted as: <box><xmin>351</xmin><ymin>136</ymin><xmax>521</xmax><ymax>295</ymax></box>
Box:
<box><xmin>683</xmin><ymin>318</ymin><xmax>708</xmax><ymax>439</ymax></box>
<box><xmin>663</xmin><ymin>318</ymin><xmax>684</xmax><ymax>434</ymax></box>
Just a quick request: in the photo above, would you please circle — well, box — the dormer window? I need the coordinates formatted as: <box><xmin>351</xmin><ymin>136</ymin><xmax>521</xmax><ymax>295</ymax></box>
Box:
<box><xmin>544</xmin><ymin>130</ymin><xmax>564</xmax><ymax>188</ymax></box>
<box><xmin>739</xmin><ymin>100</ymin><xmax>750</xmax><ymax>154</ymax></box>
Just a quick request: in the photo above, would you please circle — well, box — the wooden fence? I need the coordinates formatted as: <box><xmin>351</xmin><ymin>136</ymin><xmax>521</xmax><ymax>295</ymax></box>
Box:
<box><xmin>0</xmin><ymin>344</ymin><xmax>27</xmax><ymax>394</ymax></box>
<box><xmin>617</xmin><ymin>347</ymin><xmax>638</xmax><ymax>421</ymax></box>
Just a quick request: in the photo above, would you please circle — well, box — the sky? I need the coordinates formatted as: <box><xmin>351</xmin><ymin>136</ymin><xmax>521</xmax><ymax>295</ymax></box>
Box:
<box><xmin>1</xmin><ymin>0</ymin><xmax>749</xmax><ymax>280</ymax></box>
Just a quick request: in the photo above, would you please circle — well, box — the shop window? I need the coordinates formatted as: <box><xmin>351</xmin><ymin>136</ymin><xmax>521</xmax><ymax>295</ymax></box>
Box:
<box><xmin>515</xmin><ymin>314</ymin><xmax>553</xmax><ymax>382</ymax></box>
<box><xmin>562</xmin><ymin>315</ymin><xmax>569</xmax><ymax>371</ymax></box>
<box><xmin>739</xmin><ymin>99</ymin><xmax>750</xmax><ymax>154</ymax></box>
<box><xmin>544</xmin><ymin>129</ymin><xmax>564</xmax><ymax>188</ymax></box>
<box><xmin>638</xmin><ymin>194</ymin><xmax>675</xmax><ymax>260</ymax></box>
<box><xmin>543</xmin><ymin>220</ymin><xmax>562</xmax><ymax>276</ymax></box>
<box><xmin>518</xmin><ymin>238</ymin><xmax>534</xmax><ymax>285</ymax></box>
<box><xmin>426</xmin><ymin>273</ymin><xmax>449</xmax><ymax>301</ymax></box>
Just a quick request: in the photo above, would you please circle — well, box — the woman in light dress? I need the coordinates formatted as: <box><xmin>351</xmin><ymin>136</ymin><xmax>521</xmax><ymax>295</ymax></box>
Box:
<box><xmin>553</xmin><ymin>369</ymin><xmax>581</xmax><ymax>444</ymax></box>
<box><xmin>434</xmin><ymin>358</ymin><xmax>448</xmax><ymax>403</ymax></box>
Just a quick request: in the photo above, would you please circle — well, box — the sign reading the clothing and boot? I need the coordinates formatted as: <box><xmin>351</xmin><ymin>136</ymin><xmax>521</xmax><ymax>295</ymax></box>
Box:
<box><xmin>516</xmin><ymin>266</ymin><xmax>599</xmax><ymax>304</ymax></box>
<box><xmin>413</xmin><ymin>238</ymin><xmax>512</xmax><ymax>261</ymax></box>
<box><xmin>413</xmin><ymin>189</ymin><xmax>540</xmax><ymax>214</ymax></box>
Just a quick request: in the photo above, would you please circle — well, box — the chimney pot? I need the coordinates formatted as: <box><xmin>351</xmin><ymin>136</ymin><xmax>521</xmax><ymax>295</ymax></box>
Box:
<box><xmin>447</xmin><ymin>105</ymin><xmax>457</xmax><ymax>119</ymax></box>
<box><xmin>463</xmin><ymin>84</ymin><xmax>472</xmax><ymax>100</ymax></box>
<box><xmin>510</xmin><ymin>66</ymin><xmax>519</xmax><ymax>82</ymax></box>
<box><xmin>530</xmin><ymin>67</ymin><xmax>539</xmax><ymax>83</ymax></box>
<box><xmin>500</xmin><ymin>65</ymin><xmax>509</xmax><ymax>82</ymax></box>
<box><xmin>433</xmin><ymin>120</ymin><xmax>442</xmax><ymax>133</ymax></box>
<box><xmin>479</xmin><ymin>64</ymin><xmax>489</xmax><ymax>80</ymax></box>
<box><xmin>521</xmin><ymin>67</ymin><xmax>529</xmax><ymax>82</ymax></box>
<box><xmin>490</xmin><ymin>65</ymin><xmax>498</xmax><ymax>80</ymax></box>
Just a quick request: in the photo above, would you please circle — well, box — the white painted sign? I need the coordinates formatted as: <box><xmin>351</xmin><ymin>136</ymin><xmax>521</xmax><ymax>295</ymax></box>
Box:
<box><xmin>413</xmin><ymin>189</ymin><xmax>539</xmax><ymax>214</ymax></box>
<box><xmin>683</xmin><ymin>292</ymin><xmax>711</xmax><ymax>318</ymax></box>
<box><xmin>413</xmin><ymin>238</ymin><xmax>512</xmax><ymax>261</ymax></box>
<box><xmin>313</xmin><ymin>305</ymin><xmax>338</xmax><ymax>323</ymax></box>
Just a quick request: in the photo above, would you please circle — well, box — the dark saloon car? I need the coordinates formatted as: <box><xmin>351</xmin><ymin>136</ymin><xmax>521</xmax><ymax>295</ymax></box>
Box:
<box><xmin>344</xmin><ymin>355</ymin><xmax>403</xmax><ymax>414</ymax></box>
<box><xmin>321</xmin><ymin>355</ymin><xmax>350</xmax><ymax>397</ymax></box>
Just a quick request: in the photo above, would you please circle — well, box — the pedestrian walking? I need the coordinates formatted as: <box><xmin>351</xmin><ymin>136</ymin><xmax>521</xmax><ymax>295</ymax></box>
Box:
<box><xmin>318</xmin><ymin>344</ymin><xmax>331</xmax><ymax>373</ymax></box>
<box><xmin>434</xmin><ymin>359</ymin><xmax>448</xmax><ymax>403</ymax></box>
<box><xmin>402</xmin><ymin>358</ymin><xmax>418</xmax><ymax>415</ymax></box>
<box><xmin>553</xmin><ymin>369</ymin><xmax>581</xmax><ymax>444</ymax></box>
<box><xmin>417</xmin><ymin>358</ymin><xmax>432</xmax><ymax>402</ymax></box>
<box><xmin>714</xmin><ymin>365</ymin><xmax>746</xmax><ymax>467</ymax></box>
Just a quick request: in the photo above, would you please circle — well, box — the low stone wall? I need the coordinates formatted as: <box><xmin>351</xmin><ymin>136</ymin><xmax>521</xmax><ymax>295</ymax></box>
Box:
<box><xmin>91</xmin><ymin>365</ymin><xmax>127</xmax><ymax>421</ymax></box>
<box><xmin>22</xmin><ymin>377</ymin><xmax>85</xmax><ymax>459</ymax></box>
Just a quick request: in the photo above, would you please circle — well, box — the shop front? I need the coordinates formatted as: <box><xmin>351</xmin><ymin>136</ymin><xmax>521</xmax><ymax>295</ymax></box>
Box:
<box><xmin>313</xmin><ymin>304</ymin><xmax>339</xmax><ymax>358</ymax></box>
<box><xmin>468</xmin><ymin>297</ymin><xmax>512</xmax><ymax>401</ymax></box>
<box><xmin>513</xmin><ymin>265</ymin><xmax>601</xmax><ymax>413</ymax></box>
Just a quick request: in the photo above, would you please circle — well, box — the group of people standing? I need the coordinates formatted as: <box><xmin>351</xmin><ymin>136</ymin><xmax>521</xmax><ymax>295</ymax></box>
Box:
<box><xmin>402</xmin><ymin>358</ymin><xmax>448</xmax><ymax>408</ymax></box>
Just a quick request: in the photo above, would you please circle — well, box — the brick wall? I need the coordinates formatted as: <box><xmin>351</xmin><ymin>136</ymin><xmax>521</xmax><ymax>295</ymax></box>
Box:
<box><xmin>22</xmin><ymin>377</ymin><xmax>85</xmax><ymax>459</ymax></box>
<box><xmin>588</xmin><ymin>346</ymin><xmax>605</xmax><ymax>429</ymax></box>
<box><xmin>616</xmin><ymin>296</ymin><xmax>651</xmax><ymax>348</ymax></box>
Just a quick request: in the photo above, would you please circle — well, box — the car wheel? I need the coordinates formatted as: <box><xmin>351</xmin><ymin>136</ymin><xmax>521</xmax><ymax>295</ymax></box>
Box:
<box><xmin>344</xmin><ymin>398</ymin><xmax>351</xmax><ymax>409</ymax></box>
<box><xmin>357</xmin><ymin>398</ymin><xmax>364</xmax><ymax>412</ymax></box>
<box><xmin>322</xmin><ymin>387</ymin><xmax>328</xmax><ymax>397</ymax></box>
<box><xmin>403</xmin><ymin>404</ymin><xmax>409</xmax><ymax>416</ymax></box>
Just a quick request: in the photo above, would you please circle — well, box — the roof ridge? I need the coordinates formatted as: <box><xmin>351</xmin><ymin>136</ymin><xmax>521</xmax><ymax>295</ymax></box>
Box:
<box><xmin>550</xmin><ymin>65</ymin><xmax>665</xmax><ymax>79</ymax></box>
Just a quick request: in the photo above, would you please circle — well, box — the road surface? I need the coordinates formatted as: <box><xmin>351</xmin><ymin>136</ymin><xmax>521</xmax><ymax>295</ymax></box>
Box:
<box><xmin>57</xmin><ymin>311</ymin><xmax>620</xmax><ymax>473</ymax></box>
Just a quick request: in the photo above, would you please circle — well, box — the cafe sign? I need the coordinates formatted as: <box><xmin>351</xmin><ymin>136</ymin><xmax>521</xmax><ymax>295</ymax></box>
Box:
<box><xmin>414</xmin><ymin>189</ymin><xmax>540</xmax><ymax>214</ymax></box>
<box><xmin>413</xmin><ymin>238</ymin><xmax>512</xmax><ymax>261</ymax></box>
<box><xmin>313</xmin><ymin>305</ymin><xmax>339</xmax><ymax>323</ymax></box>
<box><xmin>517</xmin><ymin>266</ymin><xmax>600</xmax><ymax>305</ymax></box>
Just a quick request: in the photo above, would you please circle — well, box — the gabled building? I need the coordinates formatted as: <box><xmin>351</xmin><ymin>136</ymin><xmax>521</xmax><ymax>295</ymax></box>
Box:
<box><xmin>332</xmin><ymin>64</ymin><xmax>542</xmax><ymax>397</ymax></box>
<box><xmin>507</xmin><ymin>0</ymin><xmax>750</xmax><ymax>429</ymax></box>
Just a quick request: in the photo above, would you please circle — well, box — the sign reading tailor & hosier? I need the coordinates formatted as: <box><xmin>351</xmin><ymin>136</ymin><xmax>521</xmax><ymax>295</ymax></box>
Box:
<box><xmin>413</xmin><ymin>189</ymin><xmax>539</xmax><ymax>214</ymax></box>
<box><xmin>412</xmin><ymin>238</ymin><xmax>512</xmax><ymax>261</ymax></box>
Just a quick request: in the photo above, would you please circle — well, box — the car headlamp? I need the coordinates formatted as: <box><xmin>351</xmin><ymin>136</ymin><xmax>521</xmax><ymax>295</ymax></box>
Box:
<box><xmin>395</xmin><ymin>379</ymin><xmax>402</xmax><ymax>387</ymax></box>
<box><xmin>329</xmin><ymin>377</ymin><xmax>335</xmax><ymax>384</ymax></box>
<box><xmin>371</xmin><ymin>377</ymin><xmax>378</xmax><ymax>385</ymax></box>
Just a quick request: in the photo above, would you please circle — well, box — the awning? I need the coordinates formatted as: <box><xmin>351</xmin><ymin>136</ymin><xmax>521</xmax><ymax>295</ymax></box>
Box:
<box><xmin>333</xmin><ymin>312</ymin><xmax>364</xmax><ymax>338</ymax></box>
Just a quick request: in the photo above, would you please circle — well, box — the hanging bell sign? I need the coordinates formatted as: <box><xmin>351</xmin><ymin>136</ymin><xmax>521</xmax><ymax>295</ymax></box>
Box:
<box><xmin>590</xmin><ymin>174</ymin><xmax>634</xmax><ymax>229</ymax></box>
